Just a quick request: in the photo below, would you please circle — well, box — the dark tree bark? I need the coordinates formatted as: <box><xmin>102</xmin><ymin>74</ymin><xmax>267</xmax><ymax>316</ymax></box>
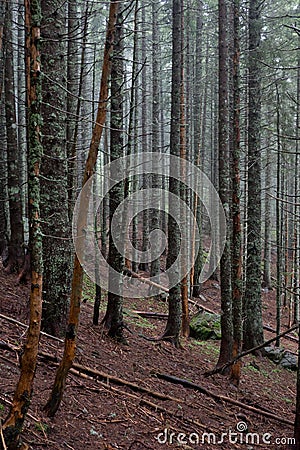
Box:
<box><xmin>161</xmin><ymin>0</ymin><xmax>182</xmax><ymax>348</ymax></box>
<box><xmin>243</xmin><ymin>0</ymin><xmax>264</xmax><ymax>352</ymax></box>
<box><xmin>230</xmin><ymin>0</ymin><xmax>243</xmax><ymax>386</ymax></box>
<box><xmin>44</xmin><ymin>1</ymin><xmax>119</xmax><ymax>417</ymax></box>
<box><xmin>40</xmin><ymin>0</ymin><xmax>72</xmax><ymax>337</ymax></box>
<box><xmin>294</xmin><ymin>9</ymin><xmax>300</xmax><ymax>445</ymax></box>
<box><xmin>180</xmin><ymin>0</ymin><xmax>189</xmax><ymax>337</ymax></box>
<box><xmin>216</xmin><ymin>0</ymin><xmax>233</xmax><ymax>370</ymax></box>
<box><xmin>103</xmin><ymin>5</ymin><xmax>125</xmax><ymax>340</ymax></box>
<box><xmin>191</xmin><ymin>1</ymin><xmax>204</xmax><ymax>298</ymax></box>
<box><xmin>3</xmin><ymin>1</ymin><xmax>24</xmax><ymax>273</ymax></box>
<box><xmin>263</xmin><ymin>125</ymin><xmax>272</xmax><ymax>290</ymax></box>
<box><xmin>1</xmin><ymin>1</ymin><xmax>43</xmax><ymax>447</ymax></box>
<box><xmin>66</xmin><ymin>0</ymin><xmax>79</xmax><ymax>219</ymax></box>
<box><xmin>139</xmin><ymin>3</ymin><xmax>149</xmax><ymax>272</ymax></box>
<box><xmin>149</xmin><ymin>0</ymin><xmax>161</xmax><ymax>298</ymax></box>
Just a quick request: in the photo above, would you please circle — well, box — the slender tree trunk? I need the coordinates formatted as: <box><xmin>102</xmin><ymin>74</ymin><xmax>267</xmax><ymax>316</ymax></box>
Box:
<box><xmin>67</xmin><ymin>0</ymin><xmax>79</xmax><ymax>219</ymax></box>
<box><xmin>149</xmin><ymin>0</ymin><xmax>161</xmax><ymax>298</ymax></box>
<box><xmin>0</xmin><ymin>1</ymin><xmax>6</xmax><ymax>258</ymax></box>
<box><xmin>216</xmin><ymin>0</ymin><xmax>233</xmax><ymax>370</ymax></box>
<box><xmin>44</xmin><ymin>1</ymin><xmax>119</xmax><ymax>417</ymax></box>
<box><xmin>162</xmin><ymin>0</ymin><xmax>182</xmax><ymax>348</ymax></box>
<box><xmin>140</xmin><ymin>3</ymin><xmax>149</xmax><ymax>272</ymax></box>
<box><xmin>293</xmin><ymin>32</ymin><xmax>300</xmax><ymax>325</ymax></box>
<box><xmin>275</xmin><ymin>83</ymin><xmax>282</xmax><ymax>347</ymax></box>
<box><xmin>230</xmin><ymin>0</ymin><xmax>243</xmax><ymax>386</ymax></box>
<box><xmin>1</xmin><ymin>1</ymin><xmax>43</xmax><ymax>447</ymax></box>
<box><xmin>294</xmin><ymin>8</ymin><xmax>300</xmax><ymax>445</ymax></box>
<box><xmin>263</xmin><ymin>127</ymin><xmax>272</xmax><ymax>289</ymax></box>
<box><xmin>191</xmin><ymin>2</ymin><xmax>203</xmax><ymax>298</ymax></box>
<box><xmin>243</xmin><ymin>0</ymin><xmax>264</xmax><ymax>352</ymax></box>
<box><xmin>180</xmin><ymin>0</ymin><xmax>189</xmax><ymax>337</ymax></box>
<box><xmin>3</xmin><ymin>1</ymin><xmax>24</xmax><ymax>273</ymax></box>
<box><xmin>102</xmin><ymin>5</ymin><xmax>125</xmax><ymax>340</ymax></box>
<box><xmin>40</xmin><ymin>0</ymin><xmax>72</xmax><ymax>337</ymax></box>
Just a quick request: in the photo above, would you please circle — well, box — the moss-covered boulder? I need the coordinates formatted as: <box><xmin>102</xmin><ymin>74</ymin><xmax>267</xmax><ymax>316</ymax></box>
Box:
<box><xmin>189</xmin><ymin>311</ymin><xmax>221</xmax><ymax>340</ymax></box>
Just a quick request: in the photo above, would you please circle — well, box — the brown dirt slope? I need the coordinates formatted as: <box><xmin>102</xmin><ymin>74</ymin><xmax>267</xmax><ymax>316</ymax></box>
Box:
<box><xmin>0</xmin><ymin>269</ymin><xmax>297</xmax><ymax>449</ymax></box>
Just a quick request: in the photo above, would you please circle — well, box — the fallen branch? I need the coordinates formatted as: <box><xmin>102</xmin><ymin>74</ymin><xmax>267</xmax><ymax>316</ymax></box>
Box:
<box><xmin>39</xmin><ymin>351</ymin><xmax>183</xmax><ymax>404</ymax></box>
<box><xmin>124</xmin><ymin>269</ymin><xmax>169</xmax><ymax>293</ymax></box>
<box><xmin>264</xmin><ymin>324</ymin><xmax>298</xmax><ymax>343</ymax></box>
<box><xmin>0</xmin><ymin>395</ymin><xmax>40</xmax><ymax>423</ymax></box>
<box><xmin>0</xmin><ymin>313</ymin><xmax>63</xmax><ymax>343</ymax></box>
<box><xmin>153</xmin><ymin>372</ymin><xmax>294</xmax><ymax>427</ymax></box>
<box><xmin>132</xmin><ymin>311</ymin><xmax>168</xmax><ymax>320</ymax></box>
<box><xmin>204</xmin><ymin>323</ymin><xmax>299</xmax><ymax>377</ymax></box>
<box><xmin>0</xmin><ymin>425</ymin><xmax>7</xmax><ymax>450</ymax></box>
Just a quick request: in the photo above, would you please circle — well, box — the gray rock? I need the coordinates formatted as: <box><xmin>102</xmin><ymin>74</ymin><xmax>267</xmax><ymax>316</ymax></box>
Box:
<box><xmin>189</xmin><ymin>311</ymin><xmax>221</xmax><ymax>341</ymax></box>
<box><xmin>264</xmin><ymin>346</ymin><xmax>284</xmax><ymax>364</ymax></box>
<box><xmin>264</xmin><ymin>346</ymin><xmax>298</xmax><ymax>370</ymax></box>
<box><xmin>280</xmin><ymin>352</ymin><xmax>297</xmax><ymax>371</ymax></box>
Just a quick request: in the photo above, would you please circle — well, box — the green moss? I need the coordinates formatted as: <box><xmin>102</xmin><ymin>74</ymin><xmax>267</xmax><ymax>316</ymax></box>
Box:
<box><xmin>35</xmin><ymin>422</ymin><xmax>49</xmax><ymax>434</ymax></box>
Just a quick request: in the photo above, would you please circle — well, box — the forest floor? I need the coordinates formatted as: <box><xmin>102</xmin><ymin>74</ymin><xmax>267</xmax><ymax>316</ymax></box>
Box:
<box><xmin>0</xmin><ymin>265</ymin><xmax>298</xmax><ymax>450</ymax></box>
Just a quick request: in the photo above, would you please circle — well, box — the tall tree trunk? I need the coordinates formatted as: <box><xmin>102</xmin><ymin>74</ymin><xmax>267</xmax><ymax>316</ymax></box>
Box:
<box><xmin>44</xmin><ymin>1</ymin><xmax>119</xmax><ymax>417</ymax></box>
<box><xmin>216</xmin><ymin>0</ymin><xmax>233</xmax><ymax>370</ymax></box>
<box><xmin>1</xmin><ymin>1</ymin><xmax>43</xmax><ymax>446</ymax></box>
<box><xmin>243</xmin><ymin>0</ymin><xmax>264</xmax><ymax>352</ymax></box>
<box><xmin>67</xmin><ymin>0</ymin><xmax>79</xmax><ymax>219</ymax></box>
<box><xmin>295</xmin><ymin>10</ymin><xmax>300</xmax><ymax>443</ymax></box>
<box><xmin>161</xmin><ymin>0</ymin><xmax>182</xmax><ymax>348</ymax></box>
<box><xmin>180</xmin><ymin>0</ymin><xmax>189</xmax><ymax>337</ymax></box>
<box><xmin>230</xmin><ymin>0</ymin><xmax>243</xmax><ymax>386</ymax></box>
<box><xmin>293</xmin><ymin>26</ymin><xmax>300</xmax><ymax>325</ymax></box>
<box><xmin>149</xmin><ymin>0</ymin><xmax>161</xmax><ymax>298</ymax></box>
<box><xmin>191</xmin><ymin>1</ymin><xmax>203</xmax><ymax>298</ymax></box>
<box><xmin>3</xmin><ymin>1</ymin><xmax>24</xmax><ymax>273</ymax></box>
<box><xmin>263</xmin><ymin>126</ymin><xmax>272</xmax><ymax>289</ymax></box>
<box><xmin>140</xmin><ymin>3</ymin><xmax>149</xmax><ymax>272</ymax></box>
<box><xmin>0</xmin><ymin>1</ymin><xmax>7</xmax><ymax>259</ymax></box>
<box><xmin>102</xmin><ymin>5</ymin><xmax>125</xmax><ymax>340</ymax></box>
<box><xmin>40</xmin><ymin>0</ymin><xmax>72</xmax><ymax>337</ymax></box>
<box><xmin>275</xmin><ymin>83</ymin><xmax>282</xmax><ymax>347</ymax></box>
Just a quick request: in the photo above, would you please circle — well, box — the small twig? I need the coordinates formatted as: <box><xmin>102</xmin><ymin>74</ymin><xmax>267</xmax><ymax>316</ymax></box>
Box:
<box><xmin>0</xmin><ymin>313</ymin><xmax>63</xmax><ymax>343</ymax></box>
<box><xmin>0</xmin><ymin>395</ymin><xmax>40</xmax><ymax>423</ymax></box>
<box><xmin>0</xmin><ymin>422</ymin><xmax>8</xmax><ymax>450</ymax></box>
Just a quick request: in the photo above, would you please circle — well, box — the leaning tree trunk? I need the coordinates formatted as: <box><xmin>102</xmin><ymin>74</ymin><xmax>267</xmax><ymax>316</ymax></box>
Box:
<box><xmin>243</xmin><ymin>0</ymin><xmax>264</xmax><ymax>352</ymax></box>
<box><xmin>44</xmin><ymin>1</ymin><xmax>119</xmax><ymax>417</ymax></box>
<box><xmin>161</xmin><ymin>0</ymin><xmax>182</xmax><ymax>348</ymax></box>
<box><xmin>1</xmin><ymin>1</ymin><xmax>43</xmax><ymax>447</ymax></box>
<box><xmin>3</xmin><ymin>1</ymin><xmax>24</xmax><ymax>273</ymax></box>
<box><xmin>40</xmin><ymin>0</ymin><xmax>72</xmax><ymax>337</ymax></box>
